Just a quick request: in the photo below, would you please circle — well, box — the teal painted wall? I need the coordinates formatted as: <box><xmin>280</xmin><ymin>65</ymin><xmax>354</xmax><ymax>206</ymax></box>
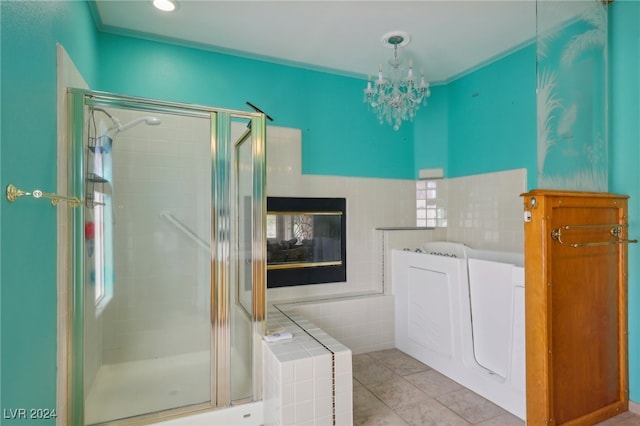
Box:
<box><xmin>414</xmin><ymin>84</ymin><xmax>449</xmax><ymax>177</ymax></box>
<box><xmin>96</xmin><ymin>33</ymin><xmax>415</xmax><ymax>179</ymax></box>
<box><xmin>3</xmin><ymin>0</ymin><xmax>639</xmax><ymax>419</ymax></box>
<box><xmin>443</xmin><ymin>45</ymin><xmax>537</xmax><ymax>187</ymax></box>
<box><xmin>609</xmin><ymin>0</ymin><xmax>640</xmax><ymax>402</ymax></box>
<box><xmin>0</xmin><ymin>1</ymin><xmax>98</xmax><ymax>423</ymax></box>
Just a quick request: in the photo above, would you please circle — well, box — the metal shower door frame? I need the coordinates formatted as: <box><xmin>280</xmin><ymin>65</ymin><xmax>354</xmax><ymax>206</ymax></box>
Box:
<box><xmin>66</xmin><ymin>89</ymin><xmax>266</xmax><ymax>425</ymax></box>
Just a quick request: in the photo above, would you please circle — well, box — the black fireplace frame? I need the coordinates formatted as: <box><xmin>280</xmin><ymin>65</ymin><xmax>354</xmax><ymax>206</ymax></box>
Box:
<box><xmin>266</xmin><ymin>197</ymin><xmax>346</xmax><ymax>288</ymax></box>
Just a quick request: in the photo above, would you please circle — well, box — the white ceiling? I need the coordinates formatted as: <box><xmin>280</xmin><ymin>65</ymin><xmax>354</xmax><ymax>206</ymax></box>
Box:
<box><xmin>93</xmin><ymin>1</ymin><xmax>584</xmax><ymax>84</ymax></box>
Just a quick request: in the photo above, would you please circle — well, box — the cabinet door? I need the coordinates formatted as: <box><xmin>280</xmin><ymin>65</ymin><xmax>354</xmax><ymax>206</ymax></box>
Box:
<box><xmin>523</xmin><ymin>190</ymin><xmax>629</xmax><ymax>425</ymax></box>
<box><xmin>548</xmin><ymin>203</ymin><xmax>623</xmax><ymax>423</ymax></box>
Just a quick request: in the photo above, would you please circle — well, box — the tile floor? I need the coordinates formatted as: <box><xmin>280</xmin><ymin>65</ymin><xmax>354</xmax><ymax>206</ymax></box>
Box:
<box><xmin>353</xmin><ymin>349</ymin><xmax>640</xmax><ymax>426</ymax></box>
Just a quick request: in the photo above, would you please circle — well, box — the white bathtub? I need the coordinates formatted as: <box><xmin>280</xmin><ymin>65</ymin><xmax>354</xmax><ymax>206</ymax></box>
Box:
<box><xmin>393</xmin><ymin>242</ymin><xmax>525</xmax><ymax>420</ymax></box>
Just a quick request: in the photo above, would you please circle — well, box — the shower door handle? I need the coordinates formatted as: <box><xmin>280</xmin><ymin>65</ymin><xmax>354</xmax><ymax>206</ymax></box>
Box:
<box><xmin>6</xmin><ymin>183</ymin><xmax>82</xmax><ymax>207</ymax></box>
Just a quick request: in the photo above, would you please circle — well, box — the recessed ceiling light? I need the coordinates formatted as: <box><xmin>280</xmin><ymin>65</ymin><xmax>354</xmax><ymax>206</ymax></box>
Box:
<box><xmin>152</xmin><ymin>0</ymin><xmax>177</xmax><ymax>12</ymax></box>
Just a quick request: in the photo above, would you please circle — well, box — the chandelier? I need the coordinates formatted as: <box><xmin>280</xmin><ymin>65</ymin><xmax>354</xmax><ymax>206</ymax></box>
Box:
<box><xmin>364</xmin><ymin>31</ymin><xmax>431</xmax><ymax>131</ymax></box>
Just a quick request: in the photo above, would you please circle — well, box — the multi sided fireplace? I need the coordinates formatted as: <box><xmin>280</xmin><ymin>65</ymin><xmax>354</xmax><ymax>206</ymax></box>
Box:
<box><xmin>266</xmin><ymin>197</ymin><xmax>346</xmax><ymax>288</ymax></box>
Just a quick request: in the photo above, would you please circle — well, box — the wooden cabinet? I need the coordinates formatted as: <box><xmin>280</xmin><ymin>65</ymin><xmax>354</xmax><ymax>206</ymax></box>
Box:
<box><xmin>522</xmin><ymin>190</ymin><xmax>632</xmax><ymax>425</ymax></box>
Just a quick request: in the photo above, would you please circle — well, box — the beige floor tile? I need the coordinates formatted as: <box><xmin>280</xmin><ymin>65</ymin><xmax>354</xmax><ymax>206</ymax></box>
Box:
<box><xmin>353</xmin><ymin>350</ymin><xmax>640</xmax><ymax>426</ymax></box>
<box><xmin>404</xmin><ymin>369</ymin><xmax>464</xmax><ymax>397</ymax></box>
<box><xmin>394</xmin><ymin>398</ymin><xmax>471</xmax><ymax>426</ymax></box>
<box><xmin>368</xmin><ymin>349</ymin><xmax>430</xmax><ymax>376</ymax></box>
<box><xmin>475</xmin><ymin>412</ymin><xmax>525</xmax><ymax>425</ymax></box>
<box><xmin>597</xmin><ymin>411</ymin><xmax>640</xmax><ymax>426</ymax></box>
<box><xmin>353</xmin><ymin>379</ymin><xmax>409</xmax><ymax>426</ymax></box>
<box><xmin>367</xmin><ymin>376</ymin><xmax>431</xmax><ymax>410</ymax></box>
<box><xmin>353</xmin><ymin>353</ymin><xmax>398</xmax><ymax>385</ymax></box>
<box><xmin>609</xmin><ymin>417</ymin><xmax>640</xmax><ymax>426</ymax></box>
<box><xmin>353</xmin><ymin>380</ymin><xmax>384</xmax><ymax>413</ymax></box>
<box><xmin>435</xmin><ymin>388</ymin><xmax>506</xmax><ymax>424</ymax></box>
<box><xmin>366</xmin><ymin>348</ymin><xmax>407</xmax><ymax>360</ymax></box>
<box><xmin>354</xmin><ymin>408</ymin><xmax>410</xmax><ymax>426</ymax></box>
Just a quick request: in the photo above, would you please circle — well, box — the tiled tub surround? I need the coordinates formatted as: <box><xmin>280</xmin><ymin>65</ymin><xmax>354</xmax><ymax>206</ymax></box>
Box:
<box><xmin>442</xmin><ymin>168</ymin><xmax>526</xmax><ymax>253</ymax></box>
<box><xmin>267</xmin><ymin>127</ymin><xmax>527</xmax><ymax>291</ymax></box>
<box><xmin>265</xmin><ymin>126</ymin><xmax>527</xmax><ymax>359</ymax></box>
<box><xmin>280</xmin><ymin>294</ymin><xmax>395</xmax><ymax>355</ymax></box>
<box><xmin>374</xmin><ymin>228</ymin><xmax>447</xmax><ymax>296</ymax></box>
<box><xmin>263</xmin><ymin>308</ymin><xmax>353</xmax><ymax>426</ymax></box>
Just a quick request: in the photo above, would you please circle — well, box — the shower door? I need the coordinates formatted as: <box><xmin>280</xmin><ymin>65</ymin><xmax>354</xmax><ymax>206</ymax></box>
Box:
<box><xmin>230</xmin><ymin>115</ymin><xmax>266</xmax><ymax>402</ymax></box>
<box><xmin>67</xmin><ymin>90</ymin><xmax>266</xmax><ymax>425</ymax></box>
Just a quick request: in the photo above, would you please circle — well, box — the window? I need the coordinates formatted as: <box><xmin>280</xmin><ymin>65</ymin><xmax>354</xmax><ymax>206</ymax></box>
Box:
<box><xmin>266</xmin><ymin>214</ymin><xmax>277</xmax><ymax>239</ymax></box>
<box><xmin>416</xmin><ymin>179</ymin><xmax>447</xmax><ymax>228</ymax></box>
<box><xmin>90</xmin><ymin>191</ymin><xmax>114</xmax><ymax>315</ymax></box>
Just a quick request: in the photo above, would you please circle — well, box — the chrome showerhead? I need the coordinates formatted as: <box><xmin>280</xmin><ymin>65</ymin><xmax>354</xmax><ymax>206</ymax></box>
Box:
<box><xmin>92</xmin><ymin>108</ymin><xmax>162</xmax><ymax>138</ymax></box>
<box><xmin>115</xmin><ymin>117</ymin><xmax>160</xmax><ymax>133</ymax></box>
<box><xmin>115</xmin><ymin>116</ymin><xmax>161</xmax><ymax>133</ymax></box>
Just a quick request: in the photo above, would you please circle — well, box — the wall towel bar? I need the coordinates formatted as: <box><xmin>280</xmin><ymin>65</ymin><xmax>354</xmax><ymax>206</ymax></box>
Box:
<box><xmin>5</xmin><ymin>184</ymin><xmax>82</xmax><ymax>207</ymax></box>
<box><xmin>551</xmin><ymin>223</ymin><xmax>638</xmax><ymax>248</ymax></box>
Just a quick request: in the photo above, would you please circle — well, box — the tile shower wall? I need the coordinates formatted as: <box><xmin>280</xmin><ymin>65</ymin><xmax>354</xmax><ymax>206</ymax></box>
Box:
<box><xmin>100</xmin><ymin>111</ymin><xmax>212</xmax><ymax>364</ymax></box>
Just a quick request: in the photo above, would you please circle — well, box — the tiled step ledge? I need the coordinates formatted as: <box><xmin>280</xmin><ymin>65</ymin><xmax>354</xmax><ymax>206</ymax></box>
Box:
<box><xmin>270</xmin><ymin>294</ymin><xmax>395</xmax><ymax>355</ymax></box>
<box><xmin>263</xmin><ymin>307</ymin><xmax>353</xmax><ymax>426</ymax></box>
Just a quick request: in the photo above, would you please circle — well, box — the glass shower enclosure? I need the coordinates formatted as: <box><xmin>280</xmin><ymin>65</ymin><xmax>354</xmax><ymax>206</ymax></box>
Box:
<box><xmin>66</xmin><ymin>89</ymin><xmax>266</xmax><ymax>425</ymax></box>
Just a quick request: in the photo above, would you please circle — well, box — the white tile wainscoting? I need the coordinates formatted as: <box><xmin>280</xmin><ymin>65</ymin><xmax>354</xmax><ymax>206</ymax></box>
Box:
<box><xmin>265</xmin><ymin>125</ymin><xmax>527</xmax><ymax>371</ymax></box>
<box><xmin>278</xmin><ymin>294</ymin><xmax>395</xmax><ymax>355</ymax></box>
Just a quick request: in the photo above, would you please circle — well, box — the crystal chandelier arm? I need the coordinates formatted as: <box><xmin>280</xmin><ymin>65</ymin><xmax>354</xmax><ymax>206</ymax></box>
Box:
<box><xmin>408</xmin><ymin>59</ymin><xmax>414</xmax><ymax>82</ymax></box>
<box><xmin>363</xmin><ymin>31</ymin><xmax>431</xmax><ymax>131</ymax></box>
<box><xmin>376</xmin><ymin>64</ymin><xmax>385</xmax><ymax>86</ymax></box>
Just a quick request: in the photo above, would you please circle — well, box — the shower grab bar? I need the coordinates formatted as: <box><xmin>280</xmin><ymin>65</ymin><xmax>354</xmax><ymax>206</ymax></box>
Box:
<box><xmin>551</xmin><ymin>223</ymin><xmax>638</xmax><ymax>248</ymax></box>
<box><xmin>160</xmin><ymin>211</ymin><xmax>210</xmax><ymax>252</ymax></box>
<box><xmin>6</xmin><ymin>183</ymin><xmax>82</xmax><ymax>207</ymax></box>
